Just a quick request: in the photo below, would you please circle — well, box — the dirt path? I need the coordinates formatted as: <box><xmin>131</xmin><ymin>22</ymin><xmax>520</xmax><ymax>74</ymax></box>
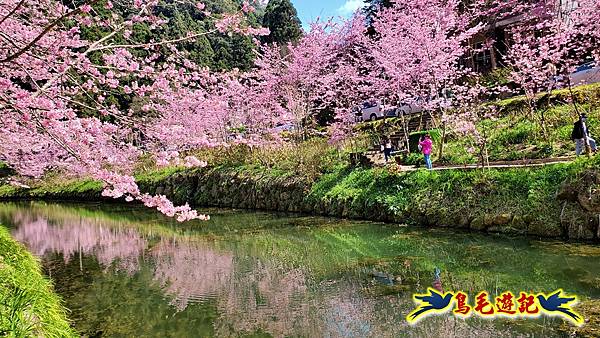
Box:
<box><xmin>371</xmin><ymin>155</ymin><xmax>579</xmax><ymax>171</ymax></box>
<box><xmin>399</xmin><ymin>156</ymin><xmax>577</xmax><ymax>171</ymax></box>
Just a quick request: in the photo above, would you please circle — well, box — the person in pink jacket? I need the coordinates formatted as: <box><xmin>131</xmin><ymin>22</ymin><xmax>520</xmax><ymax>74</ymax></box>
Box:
<box><xmin>419</xmin><ymin>134</ymin><xmax>433</xmax><ymax>169</ymax></box>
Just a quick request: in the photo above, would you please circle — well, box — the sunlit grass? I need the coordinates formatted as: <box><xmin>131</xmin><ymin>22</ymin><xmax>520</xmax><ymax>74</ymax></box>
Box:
<box><xmin>0</xmin><ymin>225</ymin><xmax>76</xmax><ymax>337</ymax></box>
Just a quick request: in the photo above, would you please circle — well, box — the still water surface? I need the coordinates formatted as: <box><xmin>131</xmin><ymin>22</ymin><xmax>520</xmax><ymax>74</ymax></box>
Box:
<box><xmin>1</xmin><ymin>201</ymin><xmax>599</xmax><ymax>337</ymax></box>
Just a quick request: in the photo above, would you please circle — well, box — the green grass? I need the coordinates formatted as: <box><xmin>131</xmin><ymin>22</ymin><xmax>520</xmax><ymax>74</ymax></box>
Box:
<box><xmin>494</xmin><ymin>83</ymin><xmax>600</xmax><ymax>111</ymax></box>
<box><xmin>0</xmin><ymin>185</ymin><xmax>18</xmax><ymax>199</ymax></box>
<box><xmin>353</xmin><ymin>84</ymin><xmax>600</xmax><ymax>165</ymax></box>
<box><xmin>0</xmin><ymin>225</ymin><xmax>76</xmax><ymax>337</ymax></box>
<box><xmin>309</xmin><ymin>156</ymin><xmax>599</xmax><ymax>236</ymax></box>
<box><xmin>436</xmin><ymin>102</ymin><xmax>600</xmax><ymax>164</ymax></box>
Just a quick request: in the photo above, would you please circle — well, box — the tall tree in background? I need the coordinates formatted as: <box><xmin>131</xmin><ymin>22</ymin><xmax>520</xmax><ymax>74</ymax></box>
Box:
<box><xmin>362</xmin><ymin>0</ymin><xmax>393</xmax><ymax>35</ymax></box>
<box><xmin>262</xmin><ymin>0</ymin><xmax>303</xmax><ymax>44</ymax></box>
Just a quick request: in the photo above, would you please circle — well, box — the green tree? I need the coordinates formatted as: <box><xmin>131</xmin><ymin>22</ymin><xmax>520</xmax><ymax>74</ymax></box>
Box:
<box><xmin>262</xmin><ymin>0</ymin><xmax>303</xmax><ymax>45</ymax></box>
<box><xmin>68</xmin><ymin>0</ymin><xmax>262</xmax><ymax>118</ymax></box>
<box><xmin>363</xmin><ymin>0</ymin><xmax>393</xmax><ymax>35</ymax></box>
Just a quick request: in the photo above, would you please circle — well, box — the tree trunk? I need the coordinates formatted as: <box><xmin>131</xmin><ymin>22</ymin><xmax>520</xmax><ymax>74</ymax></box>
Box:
<box><xmin>400</xmin><ymin>111</ymin><xmax>410</xmax><ymax>151</ymax></box>
<box><xmin>566</xmin><ymin>79</ymin><xmax>591</xmax><ymax>157</ymax></box>
<box><xmin>437</xmin><ymin>122</ymin><xmax>447</xmax><ymax>160</ymax></box>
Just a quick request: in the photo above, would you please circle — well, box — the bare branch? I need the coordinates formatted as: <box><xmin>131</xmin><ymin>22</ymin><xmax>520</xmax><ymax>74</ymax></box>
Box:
<box><xmin>88</xmin><ymin>29</ymin><xmax>218</xmax><ymax>52</ymax></box>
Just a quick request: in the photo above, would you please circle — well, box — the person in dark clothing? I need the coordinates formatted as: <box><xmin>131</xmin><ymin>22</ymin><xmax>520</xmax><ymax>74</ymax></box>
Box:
<box><xmin>571</xmin><ymin>114</ymin><xmax>597</xmax><ymax>155</ymax></box>
<box><xmin>381</xmin><ymin>138</ymin><xmax>393</xmax><ymax>163</ymax></box>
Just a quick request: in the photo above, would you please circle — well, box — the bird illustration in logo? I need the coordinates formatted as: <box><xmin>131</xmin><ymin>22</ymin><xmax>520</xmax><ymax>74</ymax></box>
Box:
<box><xmin>537</xmin><ymin>289</ymin><xmax>584</xmax><ymax>325</ymax></box>
<box><xmin>406</xmin><ymin>287</ymin><xmax>454</xmax><ymax>323</ymax></box>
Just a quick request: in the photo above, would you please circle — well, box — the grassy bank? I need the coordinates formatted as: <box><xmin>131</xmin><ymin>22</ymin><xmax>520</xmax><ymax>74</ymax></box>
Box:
<box><xmin>0</xmin><ymin>225</ymin><xmax>76</xmax><ymax>337</ymax></box>
<box><xmin>359</xmin><ymin>83</ymin><xmax>600</xmax><ymax>165</ymax></box>
<box><xmin>2</xmin><ymin>154</ymin><xmax>599</xmax><ymax>240</ymax></box>
<box><xmin>309</xmin><ymin>158</ymin><xmax>596</xmax><ymax>237</ymax></box>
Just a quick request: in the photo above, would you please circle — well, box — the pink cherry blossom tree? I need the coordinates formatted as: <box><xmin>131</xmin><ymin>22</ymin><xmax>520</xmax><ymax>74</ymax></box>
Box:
<box><xmin>368</xmin><ymin>0</ymin><xmax>481</xmax><ymax>158</ymax></box>
<box><xmin>0</xmin><ymin>0</ymin><xmax>268</xmax><ymax>221</ymax></box>
<box><xmin>253</xmin><ymin>17</ymin><xmax>369</xmax><ymax>143</ymax></box>
<box><xmin>494</xmin><ymin>0</ymin><xmax>599</xmax><ymax>142</ymax></box>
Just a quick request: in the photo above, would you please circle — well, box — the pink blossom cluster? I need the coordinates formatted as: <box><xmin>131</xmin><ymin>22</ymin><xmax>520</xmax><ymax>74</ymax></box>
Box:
<box><xmin>0</xmin><ymin>0</ymin><xmax>268</xmax><ymax>221</ymax></box>
<box><xmin>140</xmin><ymin>194</ymin><xmax>209</xmax><ymax>222</ymax></box>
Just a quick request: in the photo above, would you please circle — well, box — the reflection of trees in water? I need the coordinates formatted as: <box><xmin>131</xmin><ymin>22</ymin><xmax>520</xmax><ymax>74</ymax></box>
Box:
<box><xmin>151</xmin><ymin>239</ymin><xmax>234</xmax><ymax>311</ymax></box>
<box><xmin>214</xmin><ymin>268</ymin><xmax>532</xmax><ymax>338</ymax></box>
<box><xmin>4</xmin><ymin>205</ymin><xmax>551</xmax><ymax>337</ymax></box>
<box><xmin>213</xmin><ymin>260</ymin><xmax>315</xmax><ymax>337</ymax></box>
<box><xmin>11</xmin><ymin>212</ymin><xmax>146</xmax><ymax>274</ymax></box>
<box><xmin>324</xmin><ymin>292</ymin><xmax>378</xmax><ymax>337</ymax></box>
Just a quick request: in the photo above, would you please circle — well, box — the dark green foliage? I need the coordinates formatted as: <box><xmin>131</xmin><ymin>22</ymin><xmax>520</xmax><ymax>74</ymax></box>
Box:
<box><xmin>262</xmin><ymin>0</ymin><xmax>303</xmax><ymax>45</ymax></box>
<box><xmin>480</xmin><ymin>67</ymin><xmax>513</xmax><ymax>89</ymax></box>
<box><xmin>363</xmin><ymin>0</ymin><xmax>394</xmax><ymax>20</ymax></box>
<box><xmin>408</xmin><ymin>129</ymin><xmax>441</xmax><ymax>153</ymax></box>
<box><xmin>0</xmin><ymin>163</ymin><xmax>14</xmax><ymax>179</ymax></box>
<box><xmin>363</xmin><ymin>0</ymin><xmax>394</xmax><ymax>34</ymax></box>
<box><xmin>71</xmin><ymin>0</ymin><xmax>261</xmax><ymax>118</ymax></box>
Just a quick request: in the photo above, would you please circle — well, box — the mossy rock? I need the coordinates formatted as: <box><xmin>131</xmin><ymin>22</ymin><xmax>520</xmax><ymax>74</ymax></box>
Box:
<box><xmin>470</xmin><ymin>215</ymin><xmax>494</xmax><ymax>231</ymax></box>
<box><xmin>567</xmin><ymin>220</ymin><xmax>597</xmax><ymax>240</ymax></box>
<box><xmin>528</xmin><ymin>219</ymin><xmax>563</xmax><ymax>237</ymax></box>
<box><xmin>511</xmin><ymin>215</ymin><xmax>528</xmax><ymax>231</ymax></box>
<box><xmin>493</xmin><ymin>213</ymin><xmax>513</xmax><ymax>225</ymax></box>
<box><xmin>457</xmin><ymin>213</ymin><xmax>472</xmax><ymax>228</ymax></box>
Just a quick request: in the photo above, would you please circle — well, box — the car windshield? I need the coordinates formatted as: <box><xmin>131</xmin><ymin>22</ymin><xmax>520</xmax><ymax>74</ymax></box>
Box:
<box><xmin>575</xmin><ymin>62</ymin><xmax>595</xmax><ymax>73</ymax></box>
<box><xmin>362</xmin><ymin>102</ymin><xmax>373</xmax><ymax>109</ymax></box>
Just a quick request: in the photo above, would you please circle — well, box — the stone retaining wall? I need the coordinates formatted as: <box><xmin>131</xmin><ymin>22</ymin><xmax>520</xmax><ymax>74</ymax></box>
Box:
<box><xmin>2</xmin><ymin>167</ymin><xmax>600</xmax><ymax>241</ymax></box>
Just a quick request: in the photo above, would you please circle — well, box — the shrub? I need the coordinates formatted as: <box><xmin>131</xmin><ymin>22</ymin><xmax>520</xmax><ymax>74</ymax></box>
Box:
<box><xmin>494</xmin><ymin>121</ymin><xmax>537</xmax><ymax>145</ymax></box>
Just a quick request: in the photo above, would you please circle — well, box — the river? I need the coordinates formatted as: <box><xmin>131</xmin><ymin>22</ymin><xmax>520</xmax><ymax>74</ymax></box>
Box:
<box><xmin>0</xmin><ymin>201</ymin><xmax>598</xmax><ymax>337</ymax></box>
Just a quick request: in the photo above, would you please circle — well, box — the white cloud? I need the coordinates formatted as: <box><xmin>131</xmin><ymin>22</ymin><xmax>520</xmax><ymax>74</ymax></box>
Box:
<box><xmin>337</xmin><ymin>0</ymin><xmax>365</xmax><ymax>15</ymax></box>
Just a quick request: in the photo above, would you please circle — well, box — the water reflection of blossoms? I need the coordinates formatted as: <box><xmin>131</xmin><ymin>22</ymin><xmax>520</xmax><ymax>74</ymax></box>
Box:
<box><xmin>214</xmin><ymin>262</ymin><xmax>313</xmax><ymax>337</ymax></box>
<box><xmin>152</xmin><ymin>239</ymin><xmax>234</xmax><ymax>310</ymax></box>
<box><xmin>9</xmin><ymin>208</ymin><xmax>328</xmax><ymax>335</ymax></box>
<box><xmin>11</xmin><ymin>212</ymin><xmax>146</xmax><ymax>274</ymax></box>
<box><xmin>6</xmin><ymin>205</ymin><xmax>532</xmax><ymax>337</ymax></box>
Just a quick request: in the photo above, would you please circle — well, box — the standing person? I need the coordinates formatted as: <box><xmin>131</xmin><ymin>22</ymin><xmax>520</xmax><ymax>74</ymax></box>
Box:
<box><xmin>571</xmin><ymin>114</ymin><xmax>597</xmax><ymax>156</ymax></box>
<box><xmin>419</xmin><ymin>134</ymin><xmax>433</xmax><ymax>169</ymax></box>
<box><xmin>382</xmin><ymin>138</ymin><xmax>393</xmax><ymax>163</ymax></box>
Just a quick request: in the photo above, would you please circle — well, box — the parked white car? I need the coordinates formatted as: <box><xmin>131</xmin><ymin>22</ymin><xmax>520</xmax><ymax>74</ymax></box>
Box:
<box><xmin>273</xmin><ymin>122</ymin><xmax>295</xmax><ymax>132</ymax></box>
<box><xmin>354</xmin><ymin>100</ymin><xmax>424</xmax><ymax>122</ymax></box>
<box><xmin>354</xmin><ymin>100</ymin><xmax>387</xmax><ymax>122</ymax></box>
<box><xmin>393</xmin><ymin>100</ymin><xmax>424</xmax><ymax>117</ymax></box>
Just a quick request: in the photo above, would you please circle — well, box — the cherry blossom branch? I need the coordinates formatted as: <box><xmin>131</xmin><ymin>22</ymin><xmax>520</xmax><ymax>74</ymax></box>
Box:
<box><xmin>0</xmin><ymin>0</ymin><xmax>26</xmax><ymax>27</ymax></box>
<box><xmin>89</xmin><ymin>29</ymin><xmax>220</xmax><ymax>52</ymax></box>
<box><xmin>29</xmin><ymin>2</ymin><xmax>160</xmax><ymax>101</ymax></box>
<box><xmin>0</xmin><ymin>0</ymin><xmax>100</xmax><ymax>63</ymax></box>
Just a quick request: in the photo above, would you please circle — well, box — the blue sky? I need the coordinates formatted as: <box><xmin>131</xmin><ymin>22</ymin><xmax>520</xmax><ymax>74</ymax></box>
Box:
<box><xmin>290</xmin><ymin>0</ymin><xmax>365</xmax><ymax>29</ymax></box>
